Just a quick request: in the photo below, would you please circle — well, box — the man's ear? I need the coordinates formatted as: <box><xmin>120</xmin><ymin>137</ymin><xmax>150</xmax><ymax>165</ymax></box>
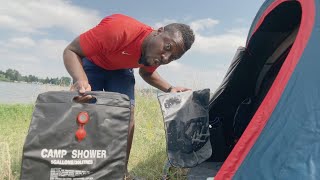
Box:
<box><xmin>156</xmin><ymin>27</ymin><xmax>164</xmax><ymax>35</ymax></box>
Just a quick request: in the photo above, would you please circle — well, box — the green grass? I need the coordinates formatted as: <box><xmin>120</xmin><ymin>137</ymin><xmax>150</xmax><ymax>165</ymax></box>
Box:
<box><xmin>0</xmin><ymin>93</ymin><xmax>187</xmax><ymax>180</ymax></box>
<box><xmin>0</xmin><ymin>104</ymin><xmax>33</xmax><ymax>180</ymax></box>
<box><xmin>0</xmin><ymin>77</ymin><xmax>10</xmax><ymax>82</ymax></box>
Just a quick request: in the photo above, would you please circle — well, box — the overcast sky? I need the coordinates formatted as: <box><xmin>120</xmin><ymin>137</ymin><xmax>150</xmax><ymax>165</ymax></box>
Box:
<box><xmin>0</xmin><ymin>0</ymin><xmax>264</xmax><ymax>91</ymax></box>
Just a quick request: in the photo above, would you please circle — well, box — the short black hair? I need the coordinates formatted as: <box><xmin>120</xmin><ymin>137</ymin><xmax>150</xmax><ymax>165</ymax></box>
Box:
<box><xmin>164</xmin><ymin>23</ymin><xmax>195</xmax><ymax>52</ymax></box>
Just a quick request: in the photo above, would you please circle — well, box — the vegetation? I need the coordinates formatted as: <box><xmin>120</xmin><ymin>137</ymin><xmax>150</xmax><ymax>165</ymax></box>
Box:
<box><xmin>0</xmin><ymin>92</ymin><xmax>188</xmax><ymax>180</ymax></box>
<box><xmin>0</xmin><ymin>69</ymin><xmax>71</xmax><ymax>86</ymax></box>
<box><xmin>0</xmin><ymin>104</ymin><xmax>33</xmax><ymax>180</ymax></box>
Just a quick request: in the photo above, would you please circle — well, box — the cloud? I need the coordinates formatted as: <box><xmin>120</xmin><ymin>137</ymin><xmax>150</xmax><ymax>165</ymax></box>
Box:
<box><xmin>6</xmin><ymin>37</ymin><xmax>36</xmax><ymax>48</ymax></box>
<box><xmin>190</xmin><ymin>18</ymin><xmax>219</xmax><ymax>32</ymax></box>
<box><xmin>0</xmin><ymin>36</ymin><xmax>69</xmax><ymax>77</ymax></box>
<box><xmin>227</xmin><ymin>27</ymin><xmax>249</xmax><ymax>35</ymax></box>
<box><xmin>0</xmin><ymin>0</ymin><xmax>101</xmax><ymax>34</ymax></box>
<box><xmin>189</xmin><ymin>18</ymin><xmax>247</xmax><ymax>54</ymax></box>
<box><xmin>153</xmin><ymin>18</ymin><xmax>247</xmax><ymax>55</ymax></box>
<box><xmin>191</xmin><ymin>30</ymin><xmax>247</xmax><ymax>54</ymax></box>
<box><xmin>234</xmin><ymin>18</ymin><xmax>247</xmax><ymax>24</ymax></box>
<box><xmin>0</xmin><ymin>0</ymin><xmax>102</xmax><ymax>78</ymax></box>
<box><xmin>154</xmin><ymin>19</ymin><xmax>177</xmax><ymax>29</ymax></box>
<box><xmin>134</xmin><ymin>61</ymin><xmax>228</xmax><ymax>91</ymax></box>
<box><xmin>154</xmin><ymin>18</ymin><xmax>219</xmax><ymax>32</ymax></box>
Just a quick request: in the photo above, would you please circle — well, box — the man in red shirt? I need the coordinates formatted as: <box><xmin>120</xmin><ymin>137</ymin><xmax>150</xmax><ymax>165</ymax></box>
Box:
<box><xmin>63</xmin><ymin>14</ymin><xmax>195</xmax><ymax>172</ymax></box>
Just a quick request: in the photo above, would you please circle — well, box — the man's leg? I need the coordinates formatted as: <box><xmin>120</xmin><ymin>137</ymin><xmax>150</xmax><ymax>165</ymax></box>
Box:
<box><xmin>127</xmin><ymin>106</ymin><xmax>135</xmax><ymax>169</ymax></box>
<box><xmin>104</xmin><ymin>69</ymin><xmax>135</xmax><ymax>170</ymax></box>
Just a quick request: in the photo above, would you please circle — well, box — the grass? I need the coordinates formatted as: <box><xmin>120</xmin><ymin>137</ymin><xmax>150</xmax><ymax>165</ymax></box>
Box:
<box><xmin>0</xmin><ymin>104</ymin><xmax>33</xmax><ymax>180</ymax></box>
<box><xmin>0</xmin><ymin>77</ymin><xmax>10</xmax><ymax>82</ymax></box>
<box><xmin>0</xmin><ymin>92</ymin><xmax>188</xmax><ymax>180</ymax></box>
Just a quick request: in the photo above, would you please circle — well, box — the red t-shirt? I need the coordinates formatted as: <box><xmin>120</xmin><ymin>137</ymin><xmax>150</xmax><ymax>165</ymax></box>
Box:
<box><xmin>79</xmin><ymin>14</ymin><xmax>157</xmax><ymax>72</ymax></box>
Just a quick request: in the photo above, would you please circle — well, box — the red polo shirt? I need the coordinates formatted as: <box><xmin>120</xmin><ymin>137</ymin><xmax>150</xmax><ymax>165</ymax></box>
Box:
<box><xmin>79</xmin><ymin>14</ymin><xmax>157</xmax><ymax>72</ymax></box>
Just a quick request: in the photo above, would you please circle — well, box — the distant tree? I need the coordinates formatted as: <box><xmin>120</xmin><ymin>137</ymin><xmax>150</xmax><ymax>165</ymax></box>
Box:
<box><xmin>28</xmin><ymin>75</ymin><xmax>38</xmax><ymax>82</ymax></box>
<box><xmin>44</xmin><ymin>77</ymin><xmax>50</xmax><ymax>84</ymax></box>
<box><xmin>60</xmin><ymin>77</ymin><xmax>71</xmax><ymax>86</ymax></box>
<box><xmin>1</xmin><ymin>68</ymin><xmax>71</xmax><ymax>86</ymax></box>
<box><xmin>5</xmin><ymin>69</ymin><xmax>15</xmax><ymax>80</ymax></box>
<box><xmin>14</xmin><ymin>70</ymin><xmax>22</xmax><ymax>81</ymax></box>
<box><xmin>4</xmin><ymin>69</ymin><xmax>22</xmax><ymax>81</ymax></box>
<box><xmin>0</xmin><ymin>74</ymin><xmax>4</xmax><ymax>78</ymax></box>
<box><xmin>0</xmin><ymin>74</ymin><xmax>7</xmax><ymax>81</ymax></box>
<box><xmin>49</xmin><ymin>77</ymin><xmax>59</xmax><ymax>85</ymax></box>
<box><xmin>38</xmin><ymin>78</ymin><xmax>45</xmax><ymax>84</ymax></box>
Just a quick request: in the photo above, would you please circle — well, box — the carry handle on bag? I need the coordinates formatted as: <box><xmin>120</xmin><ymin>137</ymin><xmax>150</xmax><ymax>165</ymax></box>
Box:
<box><xmin>20</xmin><ymin>91</ymin><xmax>131</xmax><ymax>180</ymax></box>
<box><xmin>157</xmin><ymin>89</ymin><xmax>212</xmax><ymax>168</ymax></box>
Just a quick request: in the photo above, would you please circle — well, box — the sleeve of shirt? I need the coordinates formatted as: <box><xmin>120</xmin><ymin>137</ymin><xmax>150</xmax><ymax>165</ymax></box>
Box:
<box><xmin>141</xmin><ymin>66</ymin><xmax>158</xmax><ymax>73</ymax></box>
<box><xmin>79</xmin><ymin>16</ymin><xmax>125</xmax><ymax>57</ymax></box>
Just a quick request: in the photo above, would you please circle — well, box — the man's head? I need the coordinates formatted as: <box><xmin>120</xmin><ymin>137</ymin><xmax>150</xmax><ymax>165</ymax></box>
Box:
<box><xmin>140</xmin><ymin>23</ymin><xmax>195</xmax><ymax>67</ymax></box>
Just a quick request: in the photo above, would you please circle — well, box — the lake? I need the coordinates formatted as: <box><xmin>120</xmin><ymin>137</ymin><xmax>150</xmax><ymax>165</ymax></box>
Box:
<box><xmin>0</xmin><ymin>81</ymin><xmax>69</xmax><ymax>104</ymax></box>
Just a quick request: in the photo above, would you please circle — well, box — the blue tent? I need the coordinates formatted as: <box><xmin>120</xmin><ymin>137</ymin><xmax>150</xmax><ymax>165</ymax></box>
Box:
<box><xmin>209</xmin><ymin>0</ymin><xmax>319</xmax><ymax>179</ymax></box>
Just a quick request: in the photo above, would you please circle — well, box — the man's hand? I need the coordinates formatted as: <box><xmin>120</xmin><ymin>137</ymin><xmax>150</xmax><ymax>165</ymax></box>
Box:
<box><xmin>70</xmin><ymin>80</ymin><xmax>91</xmax><ymax>93</ymax></box>
<box><xmin>170</xmin><ymin>86</ymin><xmax>191</xmax><ymax>93</ymax></box>
<box><xmin>139</xmin><ymin>68</ymin><xmax>191</xmax><ymax>93</ymax></box>
<box><xmin>70</xmin><ymin>80</ymin><xmax>93</xmax><ymax>103</ymax></box>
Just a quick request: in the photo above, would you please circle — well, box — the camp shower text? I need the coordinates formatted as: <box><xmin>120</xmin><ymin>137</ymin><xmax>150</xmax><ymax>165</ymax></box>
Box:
<box><xmin>40</xmin><ymin>149</ymin><xmax>107</xmax><ymax>159</ymax></box>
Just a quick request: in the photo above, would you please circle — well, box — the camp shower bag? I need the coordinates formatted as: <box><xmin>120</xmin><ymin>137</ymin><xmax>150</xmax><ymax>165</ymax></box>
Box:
<box><xmin>158</xmin><ymin>89</ymin><xmax>212</xmax><ymax>168</ymax></box>
<box><xmin>20</xmin><ymin>91</ymin><xmax>131</xmax><ymax>180</ymax></box>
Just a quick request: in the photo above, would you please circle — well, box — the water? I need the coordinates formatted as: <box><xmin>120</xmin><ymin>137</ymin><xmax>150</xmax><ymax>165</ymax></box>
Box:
<box><xmin>0</xmin><ymin>81</ymin><xmax>69</xmax><ymax>104</ymax></box>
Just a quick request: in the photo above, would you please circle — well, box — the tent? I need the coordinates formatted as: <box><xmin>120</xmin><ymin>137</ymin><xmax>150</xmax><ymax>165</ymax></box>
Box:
<box><xmin>188</xmin><ymin>0</ymin><xmax>318</xmax><ymax>179</ymax></box>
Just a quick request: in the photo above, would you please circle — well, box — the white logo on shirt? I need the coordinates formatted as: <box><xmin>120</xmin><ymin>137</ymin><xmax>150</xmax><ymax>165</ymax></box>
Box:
<box><xmin>122</xmin><ymin>51</ymin><xmax>131</xmax><ymax>55</ymax></box>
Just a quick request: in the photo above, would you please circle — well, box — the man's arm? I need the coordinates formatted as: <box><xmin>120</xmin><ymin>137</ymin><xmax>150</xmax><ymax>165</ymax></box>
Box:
<box><xmin>139</xmin><ymin>67</ymin><xmax>191</xmax><ymax>92</ymax></box>
<box><xmin>63</xmin><ymin>37</ymin><xmax>91</xmax><ymax>93</ymax></box>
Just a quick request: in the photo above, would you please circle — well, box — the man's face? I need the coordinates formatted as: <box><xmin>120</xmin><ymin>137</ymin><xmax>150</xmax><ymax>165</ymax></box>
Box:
<box><xmin>140</xmin><ymin>28</ymin><xmax>185</xmax><ymax>67</ymax></box>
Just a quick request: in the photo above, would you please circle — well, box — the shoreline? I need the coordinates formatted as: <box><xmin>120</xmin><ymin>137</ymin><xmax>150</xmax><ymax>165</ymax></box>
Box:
<box><xmin>0</xmin><ymin>82</ymin><xmax>69</xmax><ymax>104</ymax></box>
<box><xmin>0</xmin><ymin>80</ymin><xmax>70</xmax><ymax>88</ymax></box>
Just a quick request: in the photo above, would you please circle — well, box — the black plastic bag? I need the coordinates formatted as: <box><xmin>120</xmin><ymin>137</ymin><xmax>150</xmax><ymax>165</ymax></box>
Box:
<box><xmin>158</xmin><ymin>89</ymin><xmax>212</xmax><ymax>168</ymax></box>
<box><xmin>20</xmin><ymin>91</ymin><xmax>131</xmax><ymax>180</ymax></box>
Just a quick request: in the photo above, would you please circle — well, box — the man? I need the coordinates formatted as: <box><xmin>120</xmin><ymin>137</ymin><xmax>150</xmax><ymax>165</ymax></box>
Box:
<box><xmin>63</xmin><ymin>13</ymin><xmax>195</xmax><ymax>172</ymax></box>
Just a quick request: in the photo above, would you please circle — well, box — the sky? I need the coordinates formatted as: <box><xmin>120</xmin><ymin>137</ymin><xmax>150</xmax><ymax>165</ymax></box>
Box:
<box><xmin>0</xmin><ymin>0</ymin><xmax>265</xmax><ymax>91</ymax></box>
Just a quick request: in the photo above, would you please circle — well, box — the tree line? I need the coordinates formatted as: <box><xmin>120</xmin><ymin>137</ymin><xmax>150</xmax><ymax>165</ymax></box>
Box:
<box><xmin>0</xmin><ymin>69</ymin><xmax>71</xmax><ymax>86</ymax></box>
